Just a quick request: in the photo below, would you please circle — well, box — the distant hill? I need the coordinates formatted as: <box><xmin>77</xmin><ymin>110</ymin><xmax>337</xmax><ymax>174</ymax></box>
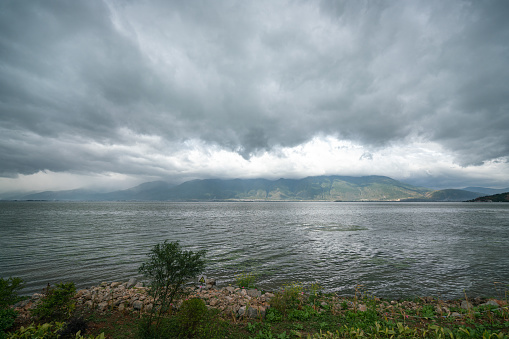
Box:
<box><xmin>15</xmin><ymin>175</ymin><xmax>432</xmax><ymax>202</ymax></box>
<box><xmin>18</xmin><ymin>188</ymin><xmax>101</xmax><ymax>201</ymax></box>
<box><xmin>161</xmin><ymin>175</ymin><xmax>431</xmax><ymax>201</ymax></box>
<box><xmin>400</xmin><ymin>189</ymin><xmax>484</xmax><ymax>202</ymax></box>
<box><xmin>462</xmin><ymin>187</ymin><xmax>509</xmax><ymax>195</ymax></box>
<box><xmin>18</xmin><ymin>181</ymin><xmax>176</xmax><ymax>201</ymax></box>
<box><xmin>467</xmin><ymin>192</ymin><xmax>509</xmax><ymax>202</ymax></box>
<box><xmin>99</xmin><ymin>181</ymin><xmax>175</xmax><ymax>201</ymax></box>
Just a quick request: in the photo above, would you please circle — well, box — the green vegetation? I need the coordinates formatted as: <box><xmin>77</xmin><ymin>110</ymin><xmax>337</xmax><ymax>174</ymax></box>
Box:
<box><xmin>235</xmin><ymin>271</ymin><xmax>259</xmax><ymax>289</ymax></box>
<box><xmin>469</xmin><ymin>192</ymin><xmax>509</xmax><ymax>202</ymax></box>
<box><xmin>0</xmin><ymin>277</ymin><xmax>24</xmax><ymax>307</ymax></box>
<box><xmin>0</xmin><ymin>308</ymin><xmax>18</xmax><ymax>339</ymax></box>
<box><xmin>138</xmin><ymin>240</ymin><xmax>206</xmax><ymax>337</ymax></box>
<box><xmin>0</xmin><ymin>277</ymin><xmax>24</xmax><ymax>338</ymax></box>
<box><xmin>8</xmin><ymin>322</ymin><xmax>104</xmax><ymax>339</ymax></box>
<box><xmin>32</xmin><ymin>282</ymin><xmax>76</xmax><ymax>322</ymax></box>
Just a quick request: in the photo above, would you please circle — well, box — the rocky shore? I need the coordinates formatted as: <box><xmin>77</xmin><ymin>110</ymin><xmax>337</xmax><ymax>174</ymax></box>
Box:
<box><xmin>13</xmin><ymin>278</ymin><xmax>275</xmax><ymax>322</ymax></box>
<box><xmin>12</xmin><ymin>278</ymin><xmax>508</xmax><ymax>323</ymax></box>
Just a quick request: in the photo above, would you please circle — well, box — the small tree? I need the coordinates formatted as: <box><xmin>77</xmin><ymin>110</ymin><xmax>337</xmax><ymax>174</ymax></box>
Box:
<box><xmin>138</xmin><ymin>240</ymin><xmax>206</xmax><ymax>334</ymax></box>
<box><xmin>0</xmin><ymin>277</ymin><xmax>24</xmax><ymax>307</ymax></box>
<box><xmin>31</xmin><ymin>282</ymin><xmax>76</xmax><ymax>322</ymax></box>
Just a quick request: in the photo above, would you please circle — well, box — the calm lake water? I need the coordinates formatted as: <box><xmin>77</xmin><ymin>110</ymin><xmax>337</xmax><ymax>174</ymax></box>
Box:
<box><xmin>0</xmin><ymin>201</ymin><xmax>508</xmax><ymax>299</ymax></box>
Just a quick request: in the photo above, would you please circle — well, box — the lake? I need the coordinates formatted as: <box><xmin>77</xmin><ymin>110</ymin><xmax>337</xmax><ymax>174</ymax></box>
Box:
<box><xmin>0</xmin><ymin>201</ymin><xmax>508</xmax><ymax>299</ymax></box>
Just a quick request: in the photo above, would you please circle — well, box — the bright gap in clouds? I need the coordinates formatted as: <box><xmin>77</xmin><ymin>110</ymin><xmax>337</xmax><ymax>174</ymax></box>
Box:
<box><xmin>1</xmin><ymin>135</ymin><xmax>508</xmax><ymax>194</ymax></box>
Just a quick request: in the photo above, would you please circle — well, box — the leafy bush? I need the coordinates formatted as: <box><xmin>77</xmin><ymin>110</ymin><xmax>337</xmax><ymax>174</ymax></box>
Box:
<box><xmin>0</xmin><ymin>277</ymin><xmax>24</xmax><ymax>307</ymax></box>
<box><xmin>265</xmin><ymin>308</ymin><xmax>283</xmax><ymax>322</ymax></box>
<box><xmin>177</xmin><ymin>298</ymin><xmax>208</xmax><ymax>337</ymax></box>
<box><xmin>0</xmin><ymin>277</ymin><xmax>24</xmax><ymax>339</ymax></box>
<box><xmin>137</xmin><ymin>316</ymin><xmax>178</xmax><ymax>339</ymax></box>
<box><xmin>0</xmin><ymin>308</ymin><xmax>18</xmax><ymax>339</ymax></box>
<box><xmin>57</xmin><ymin>316</ymin><xmax>88</xmax><ymax>339</ymax></box>
<box><xmin>9</xmin><ymin>322</ymin><xmax>65</xmax><ymax>339</ymax></box>
<box><xmin>235</xmin><ymin>271</ymin><xmax>258</xmax><ymax>289</ymax></box>
<box><xmin>138</xmin><ymin>240</ymin><xmax>206</xmax><ymax>334</ymax></box>
<box><xmin>9</xmin><ymin>322</ymin><xmax>104</xmax><ymax>339</ymax></box>
<box><xmin>31</xmin><ymin>282</ymin><xmax>76</xmax><ymax>322</ymax></box>
<box><xmin>270</xmin><ymin>282</ymin><xmax>304</xmax><ymax>315</ymax></box>
<box><xmin>307</xmin><ymin>282</ymin><xmax>323</xmax><ymax>304</ymax></box>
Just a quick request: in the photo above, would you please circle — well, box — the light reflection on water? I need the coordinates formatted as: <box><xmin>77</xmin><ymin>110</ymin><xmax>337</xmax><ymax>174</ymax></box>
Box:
<box><xmin>0</xmin><ymin>201</ymin><xmax>508</xmax><ymax>299</ymax></box>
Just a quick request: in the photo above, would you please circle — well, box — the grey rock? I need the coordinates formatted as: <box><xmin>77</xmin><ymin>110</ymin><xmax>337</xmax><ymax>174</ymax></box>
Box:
<box><xmin>225</xmin><ymin>286</ymin><xmax>235</xmax><ymax>293</ymax></box>
<box><xmin>111</xmin><ymin>282</ymin><xmax>122</xmax><ymax>288</ymax></box>
<box><xmin>248</xmin><ymin>306</ymin><xmax>266</xmax><ymax>318</ymax></box>
<box><xmin>76</xmin><ymin>289</ymin><xmax>91</xmax><ymax>299</ymax></box>
<box><xmin>238</xmin><ymin>306</ymin><xmax>246</xmax><ymax>317</ymax></box>
<box><xmin>247</xmin><ymin>289</ymin><xmax>261</xmax><ymax>298</ymax></box>
<box><xmin>14</xmin><ymin>299</ymin><xmax>30</xmax><ymax>308</ymax></box>
<box><xmin>451</xmin><ymin>312</ymin><xmax>462</xmax><ymax>318</ymax></box>
<box><xmin>97</xmin><ymin>302</ymin><xmax>109</xmax><ymax>311</ymax></box>
<box><xmin>126</xmin><ymin>278</ymin><xmax>137</xmax><ymax>289</ymax></box>
<box><xmin>238</xmin><ymin>306</ymin><xmax>266</xmax><ymax>319</ymax></box>
<box><xmin>133</xmin><ymin>300</ymin><xmax>144</xmax><ymax>310</ymax></box>
<box><xmin>461</xmin><ymin>300</ymin><xmax>473</xmax><ymax>310</ymax></box>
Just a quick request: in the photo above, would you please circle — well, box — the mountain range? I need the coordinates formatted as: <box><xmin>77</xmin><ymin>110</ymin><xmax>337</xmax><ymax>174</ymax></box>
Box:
<box><xmin>5</xmin><ymin>175</ymin><xmax>508</xmax><ymax>202</ymax></box>
<box><xmin>467</xmin><ymin>192</ymin><xmax>509</xmax><ymax>202</ymax></box>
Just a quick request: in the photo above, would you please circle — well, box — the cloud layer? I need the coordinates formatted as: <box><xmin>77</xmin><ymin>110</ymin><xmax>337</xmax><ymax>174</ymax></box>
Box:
<box><xmin>1</xmin><ymin>0</ymin><xmax>508</xmax><ymax>191</ymax></box>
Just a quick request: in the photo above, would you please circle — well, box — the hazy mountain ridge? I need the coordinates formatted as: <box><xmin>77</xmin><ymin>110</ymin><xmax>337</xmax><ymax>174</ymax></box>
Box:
<box><xmin>462</xmin><ymin>187</ymin><xmax>509</xmax><ymax>195</ymax></box>
<box><xmin>6</xmin><ymin>175</ymin><xmax>495</xmax><ymax>202</ymax></box>
<box><xmin>467</xmin><ymin>192</ymin><xmax>509</xmax><ymax>202</ymax></box>
<box><xmin>401</xmin><ymin>189</ymin><xmax>484</xmax><ymax>202</ymax></box>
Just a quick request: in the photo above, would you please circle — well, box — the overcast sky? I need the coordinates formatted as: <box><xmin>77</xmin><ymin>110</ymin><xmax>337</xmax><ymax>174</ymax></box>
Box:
<box><xmin>1</xmin><ymin>0</ymin><xmax>508</xmax><ymax>193</ymax></box>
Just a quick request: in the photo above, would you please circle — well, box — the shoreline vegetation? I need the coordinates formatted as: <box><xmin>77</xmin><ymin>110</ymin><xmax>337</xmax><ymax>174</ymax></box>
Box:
<box><xmin>4</xmin><ymin>278</ymin><xmax>509</xmax><ymax>338</ymax></box>
<box><xmin>2</xmin><ymin>241</ymin><xmax>508</xmax><ymax>338</ymax></box>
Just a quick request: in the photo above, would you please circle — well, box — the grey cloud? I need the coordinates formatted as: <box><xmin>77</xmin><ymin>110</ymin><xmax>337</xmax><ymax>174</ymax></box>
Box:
<box><xmin>1</xmin><ymin>0</ymin><xmax>508</xmax><ymax>178</ymax></box>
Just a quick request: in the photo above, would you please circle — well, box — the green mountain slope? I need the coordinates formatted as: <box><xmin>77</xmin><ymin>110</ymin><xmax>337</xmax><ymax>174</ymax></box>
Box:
<box><xmin>15</xmin><ymin>175</ymin><xmax>433</xmax><ymax>201</ymax></box>
<box><xmin>468</xmin><ymin>192</ymin><xmax>509</xmax><ymax>202</ymax></box>
<box><xmin>163</xmin><ymin>175</ymin><xmax>431</xmax><ymax>201</ymax></box>
<box><xmin>401</xmin><ymin>189</ymin><xmax>484</xmax><ymax>202</ymax></box>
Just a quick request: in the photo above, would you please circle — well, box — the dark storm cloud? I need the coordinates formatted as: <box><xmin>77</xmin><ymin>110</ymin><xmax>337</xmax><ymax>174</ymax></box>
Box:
<box><xmin>1</xmin><ymin>0</ymin><xmax>508</xmax><ymax>178</ymax></box>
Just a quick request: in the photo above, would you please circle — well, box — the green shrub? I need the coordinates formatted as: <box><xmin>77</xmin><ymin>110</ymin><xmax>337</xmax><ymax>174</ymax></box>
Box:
<box><xmin>265</xmin><ymin>308</ymin><xmax>283</xmax><ymax>322</ymax></box>
<box><xmin>307</xmin><ymin>282</ymin><xmax>323</xmax><ymax>304</ymax></box>
<box><xmin>177</xmin><ymin>298</ymin><xmax>208</xmax><ymax>337</ymax></box>
<box><xmin>235</xmin><ymin>271</ymin><xmax>258</xmax><ymax>289</ymax></box>
<box><xmin>9</xmin><ymin>322</ymin><xmax>104</xmax><ymax>339</ymax></box>
<box><xmin>270</xmin><ymin>282</ymin><xmax>304</xmax><ymax>315</ymax></box>
<box><xmin>31</xmin><ymin>282</ymin><xmax>76</xmax><ymax>322</ymax></box>
<box><xmin>57</xmin><ymin>316</ymin><xmax>88</xmax><ymax>339</ymax></box>
<box><xmin>137</xmin><ymin>316</ymin><xmax>178</xmax><ymax>339</ymax></box>
<box><xmin>0</xmin><ymin>277</ymin><xmax>24</xmax><ymax>307</ymax></box>
<box><xmin>8</xmin><ymin>322</ymin><xmax>65</xmax><ymax>339</ymax></box>
<box><xmin>0</xmin><ymin>308</ymin><xmax>18</xmax><ymax>339</ymax></box>
<box><xmin>138</xmin><ymin>240</ymin><xmax>206</xmax><ymax>334</ymax></box>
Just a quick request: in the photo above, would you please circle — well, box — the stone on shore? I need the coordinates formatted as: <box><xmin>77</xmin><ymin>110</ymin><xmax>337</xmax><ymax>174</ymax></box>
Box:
<box><xmin>461</xmin><ymin>300</ymin><xmax>473</xmax><ymax>310</ymax></box>
<box><xmin>126</xmin><ymin>278</ymin><xmax>137</xmax><ymax>289</ymax></box>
